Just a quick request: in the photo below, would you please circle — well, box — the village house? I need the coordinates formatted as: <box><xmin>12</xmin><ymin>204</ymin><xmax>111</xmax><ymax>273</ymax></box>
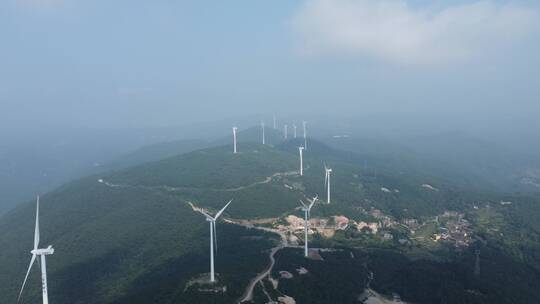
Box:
<box><xmin>333</xmin><ymin>215</ymin><xmax>350</xmax><ymax>230</ymax></box>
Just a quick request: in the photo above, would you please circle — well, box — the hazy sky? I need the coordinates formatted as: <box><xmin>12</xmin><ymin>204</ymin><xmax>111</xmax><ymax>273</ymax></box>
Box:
<box><xmin>1</xmin><ymin>0</ymin><xmax>539</xmax><ymax>138</ymax></box>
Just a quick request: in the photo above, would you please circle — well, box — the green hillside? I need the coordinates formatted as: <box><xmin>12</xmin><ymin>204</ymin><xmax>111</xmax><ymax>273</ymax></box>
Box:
<box><xmin>104</xmin><ymin>126</ymin><xmax>287</xmax><ymax>172</ymax></box>
<box><xmin>0</xmin><ymin>141</ymin><xmax>305</xmax><ymax>303</ymax></box>
<box><xmin>1</xmin><ymin>137</ymin><xmax>540</xmax><ymax>304</ymax></box>
<box><xmin>108</xmin><ymin>144</ymin><xmax>295</xmax><ymax>190</ymax></box>
<box><xmin>0</xmin><ymin>177</ymin><xmax>279</xmax><ymax>303</ymax></box>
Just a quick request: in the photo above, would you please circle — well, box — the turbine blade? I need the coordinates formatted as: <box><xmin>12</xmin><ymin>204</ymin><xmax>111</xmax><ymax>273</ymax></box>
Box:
<box><xmin>309</xmin><ymin>196</ymin><xmax>318</xmax><ymax>209</ymax></box>
<box><xmin>18</xmin><ymin>254</ymin><xmax>37</xmax><ymax>303</ymax></box>
<box><xmin>299</xmin><ymin>200</ymin><xmax>308</xmax><ymax>209</ymax></box>
<box><xmin>214</xmin><ymin>200</ymin><xmax>233</xmax><ymax>220</ymax></box>
<box><xmin>34</xmin><ymin>196</ymin><xmax>40</xmax><ymax>250</ymax></box>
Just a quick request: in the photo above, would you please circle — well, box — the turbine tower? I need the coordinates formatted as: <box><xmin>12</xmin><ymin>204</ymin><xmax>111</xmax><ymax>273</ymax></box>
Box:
<box><xmin>200</xmin><ymin>200</ymin><xmax>233</xmax><ymax>283</ymax></box>
<box><xmin>302</xmin><ymin>120</ymin><xmax>307</xmax><ymax>150</ymax></box>
<box><xmin>232</xmin><ymin>127</ymin><xmax>238</xmax><ymax>154</ymax></box>
<box><xmin>261</xmin><ymin>121</ymin><xmax>265</xmax><ymax>145</ymax></box>
<box><xmin>18</xmin><ymin>196</ymin><xmax>54</xmax><ymax>304</ymax></box>
<box><xmin>293</xmin><ymin>124</ymin><xmax>297</xmax><ymax>138</ymax></box>
<box><xmin>284</xmin><ymin>124</ymin><xmax>288</xmax><ymax>139</ymax></box>
<box><xmin>299</xmin><ymin>195</ymin><xmax>318</xmax><ymax>257</ymax></box>
<box><xmin>324</xmin><ymin>164</ymin><xmax>333</xmax><ymax>204</ymax></box>
<box><xmin>298</xmin><ymin>146</ymin><xmax>304</xmax><ymax>176</ymax></box>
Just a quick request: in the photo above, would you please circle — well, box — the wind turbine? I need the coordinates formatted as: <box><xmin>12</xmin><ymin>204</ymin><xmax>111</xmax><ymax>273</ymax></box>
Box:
<box><xmin>302</xmin><ymin>120</ymin><xmax>307</xmax><ymax>150</ymax></box>
<box><xmin>18</xmin><ymin>196</ymin><xmax>54</xmax><ymax>304</ymax></box>
<box><xmin>293</xmin><ymin>124</ymin><xmax>297</xmax><ymax>138</ymax></box>
<box><xmin>324</xmin><ymin>164</ymin><xmax>333</xmax><ymax>204</ymax></box>
<box><xmin>299</xmin><ymin>195</ymin><xmax>318</xmax><ymax>257</ymax></box>
<box><xmin>298</xmin><ymin>146</ymin><xmax>304</xmax><ymax>176</ymax></box>
<box><xmin>232</xmin><ymin>127</ymin><xmax>238</xmax><ymax>154</ymax></box>
<box><xmin>273</xmin><ymin>115</ymin><xmax>276</xmax><ymax>129</ymax></box>
<box><xmin>261</xmin><ymin>121</ymin><xmax>265</xmax><ymax>145</ymax></box>
<box><xmin>284</xmin><ymin>124</ymin><xmax>288</xmax><ymax>139</ymax></box>
<box><xmin>199</xmin><ymin>200</ymin><xmax>233</xmax><ymax>283</ymax></box>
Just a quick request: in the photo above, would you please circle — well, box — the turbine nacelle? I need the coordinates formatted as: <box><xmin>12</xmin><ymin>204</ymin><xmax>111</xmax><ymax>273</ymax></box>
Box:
<box><xmin>324</xmin><ymin>163</ymin><xmax>332</xmax><ymax>173</ymax></box>
<box><xmin>299</xmin><ymin>195</ymin><xmax>318</xmax><ymax>212</ymax></box>
<box><xmin>31</xmin><ymin>246</ymin><xmax>54</xmax><ymax>256</ymax></box>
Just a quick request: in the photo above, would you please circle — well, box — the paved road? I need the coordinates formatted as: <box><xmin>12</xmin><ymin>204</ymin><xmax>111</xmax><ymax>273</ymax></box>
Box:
<box><xmin>238</xmin><ymin>244</ymin><xmax>284</xmax><ymax>303</ymax></box>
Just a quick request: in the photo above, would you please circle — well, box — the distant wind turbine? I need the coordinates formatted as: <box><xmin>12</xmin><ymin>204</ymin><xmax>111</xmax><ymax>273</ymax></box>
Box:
<box><xmin>324</xmin><ymin>164</ymin><xmax>333</xmax><ymax>204</ymax></box>
<box><xmin>261</xmin><ymin>121</ymin><xmax>265</xmax><ymax>145</ymax></box>
<box><xmin>18</xmin><ymin>196</ymin><xmax>54</xmax><ymax>304</ymax></box>
<box><xmin>298</xmin><ymin>146</ymin><xmax>304</xmax><ymax>176</ymax></box>
<box><xmin>300</xmin><ymin>195</ymin><xmax>318</xmax><ymax>257</ymax></box>
<box><xmin>293</xmin><ymin>124</ymin><xmax>297</xmax><ymax>138</ymax></box>
<box><xmin>302</xmin><ymin>120</ymin><xmax>307</xmax><ymax>150</ymax></box>
<box><xmin>273</xmin><ymin>115</ymin><xmax>276</xmax><ymax>129</ymax></box>
<box><xmin>232</xmin><ymin>127</ymin><xmax>238</xmax><ymax>154</ymax></box>
<box><xmin>284</xmin><ymin>124</ymin><xmax>288</xmax><ymax>139</ymax></box>
<box><xmin>200</xmin><ymin>200</ymin><xmax>233</xmax><ymax>283</ymax></box>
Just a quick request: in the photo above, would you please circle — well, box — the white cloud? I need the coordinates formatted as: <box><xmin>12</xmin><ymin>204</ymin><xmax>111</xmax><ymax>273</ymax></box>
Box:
<box><xmin>292</xmin><ymin>0</ymin><xmax>539</xmax><ymax>65</ymax></box>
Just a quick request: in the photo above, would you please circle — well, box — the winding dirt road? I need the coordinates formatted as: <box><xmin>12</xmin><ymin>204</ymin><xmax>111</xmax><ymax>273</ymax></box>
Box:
<box><xmin>98</xmin><ymin>170</ymin><xmax>298</xmax><ymax>193</ymax></box>
<box><xmin>238</xmin><ymin>243</ymin><xmax>284</xmax><ymax>303</ymax></box>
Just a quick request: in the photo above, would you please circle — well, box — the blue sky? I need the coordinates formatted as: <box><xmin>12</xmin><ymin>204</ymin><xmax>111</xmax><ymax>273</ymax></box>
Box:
<box><xmin>1</xmin><ymin>0</ymin><xmax>539</xmax><ymax>139</ymax></box>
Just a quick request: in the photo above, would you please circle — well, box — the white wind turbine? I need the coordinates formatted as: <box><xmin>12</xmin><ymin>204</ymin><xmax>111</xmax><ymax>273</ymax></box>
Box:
<box><xmin>232</xmin><ymin>127</ymin><xmax>238</xmax><ymax>154</ymax></box>
<box><xmin>18</xmin><ymin>196</ymin><xmax>54</xmax><ymax>304</ymax></box>
<box><xmin>200</xmin><ymin>200</ymin><xmax>233</xmax><ymax>283</ymax></box>
<box><xmin>324</xmin><ymin>164</ymin><xmax>333</xmax><ymax>204</ymax></box>
<box><xmin>293</xmin><ymin>123</ymin><xmax>297</xmax><ymax>138</ymax></box>
<box><xmin>298</xmin><ymin>146</ymin><xmax>304</xmax><ymax>176</ymax></box>
<box><xmin>302</xmin><ymin>120</ymin><xmax>307</xmax><ymax>150</ymax></box>
<box><xmin>261</xmin><ymin>121</ymin><xmax>265</xmax><ymax>145</ymax></box>
<box><xmin>284</xmin><ymin>124</ymin><xmax>288</xmax><ymax>139</ymax></box>
<box><xmin>299</xmin><ymin>195</ymin><xmax>318</xmax><ymax>257</ymax></box>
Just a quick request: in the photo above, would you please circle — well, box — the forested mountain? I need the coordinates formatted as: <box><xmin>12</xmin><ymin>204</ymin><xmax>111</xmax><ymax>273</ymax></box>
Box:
<box><xmin>1</xmin><ymin>132</ymin><xmax>540</xmax><ymax>304</ymax></box>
